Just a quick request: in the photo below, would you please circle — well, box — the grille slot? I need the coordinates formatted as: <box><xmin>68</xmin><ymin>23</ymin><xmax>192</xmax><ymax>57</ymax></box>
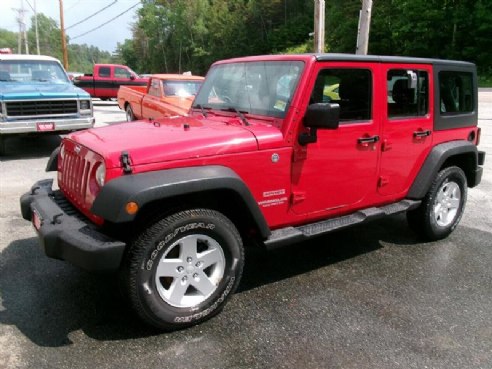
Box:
<box><xmin>6</xmin><ymin>100</ymin><xmax>78</xmax><ymax>117</ymax></box>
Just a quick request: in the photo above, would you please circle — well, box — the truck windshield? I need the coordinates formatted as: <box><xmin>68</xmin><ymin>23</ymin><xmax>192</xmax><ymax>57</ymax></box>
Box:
<box><xmin>0</xmin><ymin>60</ymin><xmax>69</xmax><ymax>83</ymax></box>
<box><xmin>193</xmin><ymin>61</ymin><xmax>304</xmax><ymax>118</ymax></box>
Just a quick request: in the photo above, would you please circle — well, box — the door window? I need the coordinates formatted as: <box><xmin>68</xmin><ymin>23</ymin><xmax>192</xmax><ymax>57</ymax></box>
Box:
<box><xmin>387</xmin><ymin>69</ymin><xmax>428</xmax><ymax>118</ymax></box>
<box><xmin>114</xmin><ymin>67</ymin><xmax>131</xmax><ymax>79</ymax></box>
<box><xmin>310</xmin><ymin>68</ymin><xmax>372</xmax><ymax>122</ymax></box>
<box><xmin>98</xmin><ymin>67</ymin><xmax>110</xmax><ymax>77</ymax></box>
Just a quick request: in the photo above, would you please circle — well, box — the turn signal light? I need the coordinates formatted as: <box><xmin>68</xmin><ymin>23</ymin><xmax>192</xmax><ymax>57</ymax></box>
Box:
<box><xmin>125</xmin><ymin>202</ymin><xmax>139</xmax><ymax>215</ymax></box>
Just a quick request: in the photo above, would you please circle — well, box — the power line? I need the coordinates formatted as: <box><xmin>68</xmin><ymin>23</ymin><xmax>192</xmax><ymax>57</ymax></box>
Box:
<box><xmin>66</xmin><ymin>0</ymin><xmax>82</xmax><ymax>12</ymax></box>
<box><xmin>66</xmin><ymin>0</ymin><xmax>118</xmax><ymax>30</ymax></box>
<box><xmin>71</xmin><ymin>2</ymin><xmax>140</xmax><ymax>40</ymax></box>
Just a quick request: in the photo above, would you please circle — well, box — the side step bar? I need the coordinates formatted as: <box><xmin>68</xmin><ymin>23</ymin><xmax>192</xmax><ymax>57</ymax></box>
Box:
<box><xmin>264</xmin><ymin>199</ymin><xmax>421</xmax><ymax>250</ymax></box>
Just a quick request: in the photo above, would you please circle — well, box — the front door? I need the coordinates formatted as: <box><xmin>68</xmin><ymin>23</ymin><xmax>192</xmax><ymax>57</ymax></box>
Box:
<box><xmin>290</xmin><ymin>63</ymin><xmax>382</xmax><ymax>217</ymax></box>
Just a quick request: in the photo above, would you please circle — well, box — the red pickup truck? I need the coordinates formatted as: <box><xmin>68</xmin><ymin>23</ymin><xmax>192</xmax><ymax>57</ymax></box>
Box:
<box><xmin>117</xmin><ymin>74</ymin><xmax>204</xmax><ymax>121</ymax></box>
<box><xmin>73</xmin><ymin>64</ymin><xmax>148</xmax><ymax>100</ymax></box>
<box><xmin>22</xmin><ymin>54</ymin><xmax>485</xmax><ymax>330</ymax></box>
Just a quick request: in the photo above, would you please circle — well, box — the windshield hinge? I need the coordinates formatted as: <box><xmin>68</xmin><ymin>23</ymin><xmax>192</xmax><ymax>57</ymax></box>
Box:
<box><xmin>120</xmin><ymin>151</ymin><xmax>133</xmax><ymax>174</ymax></box>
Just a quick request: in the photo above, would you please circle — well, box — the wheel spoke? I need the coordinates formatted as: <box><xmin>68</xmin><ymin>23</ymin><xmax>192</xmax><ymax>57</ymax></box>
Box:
<box><xmin>191</xmin><ymin>273</ymin><xmax>217</xmax><ymax>296</ymax></box>
<box><xmin>179</xmin><ymin>237</ymin><xmax>198</xmax><ymax>260</ymax></box>
<box><xmin>436</xmin><ymin>190</ymin><xmax>445</xmax><ymax>204</ymax></box>
<box><xmin>448</xmin><ymin>197</ymin><xmax>460</xmax><ymax>209</ymax></box>
<box><xmin>198</xmin><ymin>247</ymin><xmax>221</xmax><ymax>269</ymax></box>
<box><xmin>167</xmin><ymin>279</ymin><xmax>189</xmax><ymax>304</ymax></box>
<box><xmin>156</xmin><ymin>259</ymin><xmax>182</xmax><ymax>278</ymax></box>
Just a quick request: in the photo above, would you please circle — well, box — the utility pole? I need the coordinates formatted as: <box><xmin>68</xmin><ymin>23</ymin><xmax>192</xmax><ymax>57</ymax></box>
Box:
<box><xmin>25</xmin><ymin>0</ymin><xmax>40</xmax><ymax>54</ymax></box>
<box><xmin>314</xmin><ymin>0</ymin><xmax>325</xmax><ymax>53</ymax></box>
<box><xmin>59</xmin><ymin>0</ymin><xmax>69</xmax><ymax>69</ymax></box>
<box><xmin>356</xmin><ymin>0</ymin><xmax>373</xmax><ymax>55</ymax></box>
<box><xmin>14</xmin><ymin>0</ymin><xmax>29</xmax><ymax>54</ymax></box>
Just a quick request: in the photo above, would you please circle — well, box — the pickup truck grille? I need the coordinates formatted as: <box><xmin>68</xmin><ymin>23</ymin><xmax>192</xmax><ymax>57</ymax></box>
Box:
<box><xmin>5</xmin><ymin>100</ymin><xmax>78</xmax><ymax>117</ymax></box>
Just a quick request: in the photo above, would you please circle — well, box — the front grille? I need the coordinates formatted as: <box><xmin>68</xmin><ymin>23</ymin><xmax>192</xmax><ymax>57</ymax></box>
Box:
<box><xmin>6</xmin><ymin>100</ymin><xmax>78</xmax><ymax>117</ymax></box>
<box><xmin>60</xmin><ymin>148</ymin><xmax>90</xmax><ymax>207</ymax></box>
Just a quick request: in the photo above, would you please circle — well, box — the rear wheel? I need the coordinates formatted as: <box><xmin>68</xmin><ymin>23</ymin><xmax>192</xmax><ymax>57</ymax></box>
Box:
<box><xmin>125</xmin><ymin>104</ymin><xmax>135</xmax><ymax>121</ymax></box>
<box><xmin>0</xmin><ymin>135</ymin><xmax>5</xmax><ymax>156</ymax></box>
<box><xmin>121</xmin><ymin>209</ymin><xmax>244</xmax><ymax>330</ymax></box>
<box><xmin>407</xmin><ymin>166</ymin><xmax>467</xmax><ymax>241</ymax></box>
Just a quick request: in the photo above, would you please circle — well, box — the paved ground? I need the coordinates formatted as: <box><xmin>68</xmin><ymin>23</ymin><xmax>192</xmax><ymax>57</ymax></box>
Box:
<box><xmin>0</xmin><ymin>95</ymin><xmax>491</xmax><ymax>369</ymax></box>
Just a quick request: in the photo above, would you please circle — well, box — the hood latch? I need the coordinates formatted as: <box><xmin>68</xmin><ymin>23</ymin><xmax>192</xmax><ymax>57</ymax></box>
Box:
<box><xmin>120</xmin><ymin>151</ymin><xmax>133</xmax><ymax>174</ymax></box>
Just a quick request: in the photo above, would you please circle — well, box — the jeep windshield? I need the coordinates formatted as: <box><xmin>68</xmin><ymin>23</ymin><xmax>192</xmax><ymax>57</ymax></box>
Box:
<box><xmin>0</xmin><ymin>60</ymin><xmax>69</xmax><ymax>83</ymax></box>
<box><xmin>192</xmin><ymin>61</ymin><xmax>303</xmax><ymax>119</ymax></box>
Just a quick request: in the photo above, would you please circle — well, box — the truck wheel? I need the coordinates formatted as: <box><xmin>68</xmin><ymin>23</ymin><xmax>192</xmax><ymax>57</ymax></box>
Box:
<box><xmin>125</xmin><ymin>104</ymin><xmax>135</xmax><ymax>121</ymax></box>
<box><xmin>407</xmin><ymin>166</ymin><xmax>467</xmax><ymax>241</ymax></box>
<box><xmin>122</xmin><ymin>209</ymin><xmax>244</xmax><ymax>330</ymax></box>
<box><xmin>0</xmin><ymin>135</ymin><xmax>5</xmax><ymax>156</ymax></box>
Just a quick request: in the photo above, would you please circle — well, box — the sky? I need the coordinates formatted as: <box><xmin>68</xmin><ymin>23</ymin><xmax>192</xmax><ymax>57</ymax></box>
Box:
<box><xmin>1</xmin><ymin>0</ymin><xmax>141</xmax><ymax>52</ymax></box>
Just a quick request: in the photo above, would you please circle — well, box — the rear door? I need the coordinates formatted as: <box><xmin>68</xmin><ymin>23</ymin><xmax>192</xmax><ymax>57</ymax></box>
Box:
<box><xmin>290</xmin><ymin>62</ymin><xmax>382</xmax><ymax>216</ymax></box>
<box><xmin>378</xmin><ymin>64</ymin><xmax>433</xmax><ymax>197</ymax></box>
<box><xmin>95</xmin><ymin>65</ymin><xmax>113</xmax><ymax>99</ymax></box>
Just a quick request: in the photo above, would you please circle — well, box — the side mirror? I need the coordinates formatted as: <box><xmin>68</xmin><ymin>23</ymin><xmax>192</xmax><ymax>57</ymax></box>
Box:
<box><xmin>130</xmin><ymin>75</ymin><xmax>135</xmax><ymax>80</ymax></box>
<box><xmin>304</xmin><ymin>103</ymin><xmax>340</xmax><ymax>129</ymax></box>
<box><xmin>299</xmin><ymin>103</ymin><xmax>340</xmax><ymax>145</ymax></box>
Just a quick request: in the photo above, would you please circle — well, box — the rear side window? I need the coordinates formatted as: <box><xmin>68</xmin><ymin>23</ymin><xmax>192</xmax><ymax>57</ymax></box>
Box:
<box><xmin>310</xmin><ymin>68</ymin><xmax>372</xmax><ymax>122</ymax></box>
<box><xmin>439</xmin><ymin>71</ymin><xmax>474</xmax><ymax>114</ymax></box>
<box><xmin>387</xmin><ymin>69</ymin><xmax>428</xmax><ymax>119</ymax></box>
<box><xmin>98</xmin><ymin>67</ymin><xmax>110</xmax><ymax>78</ymax></box>
<box><xmin>148</xmin><ymin>79</ymin><xmax>161</xmax><ymax>97</ymax></box>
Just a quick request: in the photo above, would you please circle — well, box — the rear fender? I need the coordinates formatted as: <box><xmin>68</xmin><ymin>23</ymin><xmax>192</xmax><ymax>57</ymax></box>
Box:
<box><xmin>408</xmin><ymin>141</ymin><xmax>479</xmax><ymax>199</ymax></box>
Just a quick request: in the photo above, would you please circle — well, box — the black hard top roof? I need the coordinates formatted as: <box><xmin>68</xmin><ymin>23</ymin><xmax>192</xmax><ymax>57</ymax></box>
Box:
<box><xmin>313</xmin><ymin>53</ymin><xmax>475</xmax><ymax>67</ymax></box>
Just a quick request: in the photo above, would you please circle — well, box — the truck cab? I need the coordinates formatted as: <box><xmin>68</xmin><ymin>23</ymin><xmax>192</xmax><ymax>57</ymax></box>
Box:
<box><xmin>21</xmin><ymin>54</ymin><xmax>485</xmax><ymax>330</ymax></box>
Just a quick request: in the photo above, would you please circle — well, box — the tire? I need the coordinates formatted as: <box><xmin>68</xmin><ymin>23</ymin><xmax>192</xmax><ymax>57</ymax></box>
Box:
<box><xmin>0</xmin><ymin>135</ymin><xmax>5</xmax><ymax>156</ymax></box>
<box><xmin>407</xmin><ymin>166</ymin><xmax>467</xmax><ymax>241</ymax></box>
<box><xmin>125</xmin><ymin>104</ymin><xmax>135</xmax><ymax>121</ymax></box>
<box><xmin>121</xmin><ymin>209</ymin><xmax>244</xmax><ymax>330</ymax></box>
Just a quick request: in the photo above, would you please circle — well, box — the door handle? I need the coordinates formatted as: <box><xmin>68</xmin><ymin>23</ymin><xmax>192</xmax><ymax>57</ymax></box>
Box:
<box><xmin>413</xmin><ymin>130</ymin><xmax>432</xmax><ymax>138</ymax></box>
<box><xmin>358</xmin><ymin>135</ymin><xmax>380</xmax><ymax>146</ymax></box>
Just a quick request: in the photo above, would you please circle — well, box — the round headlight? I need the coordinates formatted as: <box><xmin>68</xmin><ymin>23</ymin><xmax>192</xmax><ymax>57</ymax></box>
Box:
<box><xmin>95</xmin><ymin>163</ymin><xmax>106</xmax><ymax>187</ymax></box>
<box><xmin>59</xmin><ymin>143</ymin><xmax>65</xmax><ymax>159</ymax></box>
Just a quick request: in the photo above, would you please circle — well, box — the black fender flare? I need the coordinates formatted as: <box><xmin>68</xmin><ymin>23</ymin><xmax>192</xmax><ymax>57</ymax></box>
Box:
<box><xmin>91</xmin><ymin>165</ymin><xmax>270</xmax><ymax>238</ymax></box>
<box><xmin>407</xmin><ymin>140</ymin><xmax>478</xmax><ymax>199</ymax></box>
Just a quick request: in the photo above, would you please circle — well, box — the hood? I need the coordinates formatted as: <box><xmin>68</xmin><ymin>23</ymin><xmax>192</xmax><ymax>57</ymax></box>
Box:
<box><xmin>69</xmin><ymin>115</ymin><xmax>266</xmax><ymax>168</ymax></box>
<box><xmin>0</xmin><ymin>81</ymin><xmax>90</xmax><ymax>100</ymax></box>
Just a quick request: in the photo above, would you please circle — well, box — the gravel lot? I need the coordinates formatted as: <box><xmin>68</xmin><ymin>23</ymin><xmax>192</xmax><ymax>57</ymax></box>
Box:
<box><xmin>0</xmin><ymin>95</ymin><xmax>491</xmax><ymax>369</ymax></box>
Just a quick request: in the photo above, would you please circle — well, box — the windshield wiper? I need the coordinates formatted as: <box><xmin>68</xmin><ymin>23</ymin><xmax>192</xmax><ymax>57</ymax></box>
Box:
<box><xmin>194</xmin><ymin>103</ymin><xmax>211</xmax><ymax>118</ymax></box>
<box><xmin>220</xmin><ymin>106</ymin><xmax>250</xmax><ymax>126</ymax></box>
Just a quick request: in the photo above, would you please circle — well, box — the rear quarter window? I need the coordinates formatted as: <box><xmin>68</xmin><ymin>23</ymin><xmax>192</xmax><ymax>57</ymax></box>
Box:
<box><xmin>439</xmin><ymin>71</ymin><xmax>474</xmax><ymax>114</ymax></box>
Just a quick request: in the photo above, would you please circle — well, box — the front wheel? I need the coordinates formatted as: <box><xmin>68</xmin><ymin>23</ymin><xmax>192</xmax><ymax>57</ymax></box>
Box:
<box><xmin>121</xmin><ymin>209</ymin><xmax>244</xmax><ymax>330</ymax></box>
<box><xmin>125</xmin><ymin>104</ymin><xmax>135</xmax><ymax>121</ymax></box>
<box><xmin>407</xmin><ymin>166</ymin><xmax>467</xmax><ymax>241</ymax></box>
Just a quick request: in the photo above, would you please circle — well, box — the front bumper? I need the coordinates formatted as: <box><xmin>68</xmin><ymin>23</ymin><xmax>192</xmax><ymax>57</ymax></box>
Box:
<box><xmin>20</xmin><ymin>179</ymin><xmax>126</xmax><ymax>272</ymax></box>
<box><xmin>0</xmin><ymin>116</ymin><xmax>95</xmax><ymax>135</ymax></box>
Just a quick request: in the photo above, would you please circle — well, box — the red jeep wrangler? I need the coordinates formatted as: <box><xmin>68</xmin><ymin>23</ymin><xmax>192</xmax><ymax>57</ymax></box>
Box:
<box><xmin>21</xmin><ymin>54</ymin><xmax>485</xmax><ymax>330</ymax></box>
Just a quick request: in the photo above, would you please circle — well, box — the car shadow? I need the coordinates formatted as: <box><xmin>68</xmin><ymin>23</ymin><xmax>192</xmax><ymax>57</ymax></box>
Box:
<box><xmin>0</xmin><ymin>215</ymin><xmax>420</xmax><ymax>347</ymax></box>
<box><xmin>0</xmin><ymin>134</ymin><xmax>62</xmax><ymax>161</ymax></box>
<box><xmin>239</xmin><ymin>214</ymin><xmax>420</xmax><ymax>292</ymax></box>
